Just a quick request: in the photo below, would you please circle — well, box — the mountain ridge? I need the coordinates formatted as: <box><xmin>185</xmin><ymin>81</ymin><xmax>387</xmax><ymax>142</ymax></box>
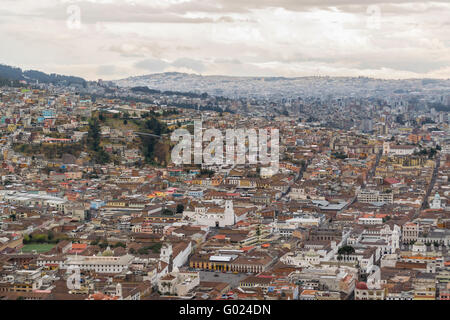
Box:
<box><xmin>0</xmin><ymin>64</ymin><xmax>86</xmax><ymax>87</ymax></box>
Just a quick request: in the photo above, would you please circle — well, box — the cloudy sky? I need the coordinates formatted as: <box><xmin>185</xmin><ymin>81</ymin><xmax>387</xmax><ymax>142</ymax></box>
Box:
<box><xmin>1</xmin><ymin>0</ymin><xmax>449</xmax><ymax>80</ymax></box>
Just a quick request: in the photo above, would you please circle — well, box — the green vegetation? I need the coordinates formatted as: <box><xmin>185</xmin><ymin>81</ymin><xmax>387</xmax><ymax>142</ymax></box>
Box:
<box><xmin>113</xmin><ymin>242</ymin><xmax>126</xmax><ymax>248</ymax></box>
<box><xmin>331</xmin><ymin>151</ymin><xmax>348</xmax><ymax>159</ymax></box>
<box><xmin>0</xmin><ymin>64</ymin><xmax>86</xmax><ymax>86</ymax></box>
<box><xmin>91</xmin><ymin>240</ymin><xmax>126</xmax><ymax>249</ymax></box>
<box><xmin>23</xmin><ymin>231</ymin><xmax>68</xmax><ymax>244</ymax></box>
<box><xmin>0</xmin><ymin>77</ymin><xmax>24</xmax><ymax>87</ymax></box>
<box><xmin>137</xmin><ymin>243</ymin><xmax>163</xmax><ymax>255</ymax></box>
<box><xmin>21</xmin><ymin>243</ymin><xmax>55</xmax><ymax>253</ymax></box>
<box><xmin>338</xmin><ymin>245</ymin><xmax>355</xmax><ymax>255</ymax></box>
<box><xmin>176</xmin><ymin>204</ymin><xmax>184</xmax><ymax>214</ymax></box>
<box><xmin>200</xmin><ymin>169</ymin><xmax>215</xmax><ymax>178</ymax></box>
<box><xmin>87</xmin><ymin>117</ymin><xmax>110</xmax><ymax>164</ymax></box>
<box><xmin>162</xmin><ymin>209</ymin><xmax>175</xmax><ymax>216</ymax></box>
<box><xmin>13</xmin><ymin>110</ymin><xmax>172</xmax><ymax>166</ymax></box>
<box><xmin>13</xmin><ymin>142</ymin><xmax>84</xmax><ymax>159</ymax></box>
<box><xmin>416</xmin><ymin>147</ymin><xmax>438</xmax><ymax>159</ymax></box>
<box><xmin>97</xmin><ymin>112</ymin><xmax>172</xmax><ymax>166</ymax></box>
<box><xmin>138</xmin><ymin>117</ymin><xmax>171</xmax><ymax>165</ymax></box>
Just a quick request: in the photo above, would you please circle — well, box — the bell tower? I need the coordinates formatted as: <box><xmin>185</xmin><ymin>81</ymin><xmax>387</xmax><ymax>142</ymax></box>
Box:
<box><xmin>224</xmin><ymin>200</ymin><xmax>235</xmax><ymax>226</ymax></box>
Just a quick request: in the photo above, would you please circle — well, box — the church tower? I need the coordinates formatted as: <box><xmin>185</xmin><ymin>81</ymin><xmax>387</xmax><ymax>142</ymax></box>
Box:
<box><xmin>430</xmin><ymin>193</ymin><xmax>441</xmax><ymax>209</ymax></box>
<box><xmin>224</xmin><ymin>200</ymin><xmax>235</xmax><ymax>226</ymax></box>
<box><xmin>383</xmin><ymin>141</ymin><xmax>390</xmax><ymax>155</ymax></box>
<box><xmin>391</xmin><ymin>225</ymin><xmax>401</xmax><ymax>252</ymax></box>
<box><xmin>160</xmin><ymin>243</ymin><xmax>173</xmax><ymax>264</ymax></box>
<box><xmin>115</xmin><ymin>283</ymin><xmax>122</xmax><ymax>300</ymax></box>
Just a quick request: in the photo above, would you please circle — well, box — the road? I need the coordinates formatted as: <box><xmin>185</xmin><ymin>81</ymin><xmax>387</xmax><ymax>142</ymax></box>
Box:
<box><xmin>419</xmin><ymin>153</ymin><xmax>441</xmax><ymax>212</ymax></box>
<box><xmin>348</xmin><ymin>149</ymin><xmax>383</xmax><ymax>207</ymax></box>
<box><xmin>279</xmin><ymin>160</ymin><xmax>310</xmax><ymax>200</ymax></box>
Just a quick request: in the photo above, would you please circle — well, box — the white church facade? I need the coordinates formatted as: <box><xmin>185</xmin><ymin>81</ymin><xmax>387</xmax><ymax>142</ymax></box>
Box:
<box><xmin>184</xmin><ymin>200</ymin><xmax>238</xmax><ymax>228</ymax></box>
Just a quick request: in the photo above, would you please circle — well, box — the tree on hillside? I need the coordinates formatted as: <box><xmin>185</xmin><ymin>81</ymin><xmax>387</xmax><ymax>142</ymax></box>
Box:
<box><xmin>87</xmin><ymin>118</ymin><xmax>101</xmax><ymax>152</ymax></box>
<box><xmin>86</xmin><ymin>117</ymin><xmax>110</xmax><ymax>164</ymax></box>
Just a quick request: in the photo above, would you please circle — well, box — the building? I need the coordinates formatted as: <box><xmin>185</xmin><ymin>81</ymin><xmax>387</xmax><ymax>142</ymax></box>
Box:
<box><xmin>358</xmin><ymin>190</ymin><xmax>393</xmax><ymax>204</ymax></box>
<box><xmin>354</xmin><ymin>281</ymin><xmax>386</xmax><ymax>300</ymax></box>
<box><xmin>187</xmin><ymin>200</ymin><xmax>236</xmax><ymax>228</ymax></box>
<box><xmin>65</xmin><ymin>254</ymin><xmax>134</xmax><ymax>274</ymax></box>
<box><xmin>402</xmin><ymin>223</ymin><xmax>419</xmax><ymax>243</ymax></box>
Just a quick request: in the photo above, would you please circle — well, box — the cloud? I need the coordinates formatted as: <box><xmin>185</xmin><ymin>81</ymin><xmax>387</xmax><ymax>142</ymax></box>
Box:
<box><xmin>0</xmin><ymin>0</ymin><xmax>448</xmax><ymax>80</ymax></box>
<box><xmin>134</xmin><ymin>57</ymin><xmax>206</xmax><ymax>73</ymax></box>
<box><xmin>172</xmin><ymin>58</ymin><xmax>206</xmax><ymax>72</ymax></box>
<box><xmin>97</xmin><ymin>65</ymin><xmax>117</xmax><ymax>76</ymax></box>
<box><xmin>134</xmin><ymin>58</ymin><xmax>170</xmax><ymax>72</ymax></box>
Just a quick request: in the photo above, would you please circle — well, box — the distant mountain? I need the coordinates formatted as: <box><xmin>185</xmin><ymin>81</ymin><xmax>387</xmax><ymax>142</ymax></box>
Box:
<box><xmin>114</xmin><ymin>72</ymin><xmax>450</xmax><ymax>100</ymax></box>
<box><xmin>0</xmin><ymin>64</ymin><xmax>86</xmax><ymax>87</ymax></box>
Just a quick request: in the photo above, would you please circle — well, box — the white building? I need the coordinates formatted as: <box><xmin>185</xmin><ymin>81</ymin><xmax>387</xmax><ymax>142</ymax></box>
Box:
<box><xmin>65</xmin><ymin>254</ymin><xmax>134</xmax><ymax>274</ymax></box>
<box><xmin>383</xmin><ymin>142</ymin><xmax>417</xmax><ymax>156</ymax></box>
<box><xmin>430</xmin><ymin>193</ymin><xmax>442</xmax><ymax>209</ymax></box>
<box><xmin>358</xmin><ymin>190</ymin><xmax>393</xmax><ymax>204</ymax></box>
<box><xmin>187</xmin><ymin>200</ymin><xmax>236</xmax><ymax>228</ymax></box>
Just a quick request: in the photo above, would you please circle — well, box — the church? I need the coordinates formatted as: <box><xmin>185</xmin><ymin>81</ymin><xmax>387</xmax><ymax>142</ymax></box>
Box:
<box><xmin>184</xmin><ymin>200</ymin><xmax>236</xmax><ymax>228</ymax></box>
<box><xmin>430</xmin><ymin>192</ymin><xmax>445</xmax><ymax>210</ymax></box>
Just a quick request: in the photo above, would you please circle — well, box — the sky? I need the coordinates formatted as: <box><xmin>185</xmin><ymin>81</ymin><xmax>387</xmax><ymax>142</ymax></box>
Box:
<box><xmin>1</xmin><ymin>0</ymin><xmax>449</xmax><ymax>80</ymax></box>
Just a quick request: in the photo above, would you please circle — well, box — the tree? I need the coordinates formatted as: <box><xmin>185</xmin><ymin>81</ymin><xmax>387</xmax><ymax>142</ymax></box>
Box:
<box><xmin>176</xmin><ymin>204</ymin><xmax>184</xmax><ymax>214</ymax></box>
<box><xmin>338</xmin><ymin>245</ymin><xmax>355</xmax><ymax>255</ymax></box>
<box><xmin>150</xmin><ymin>243</ymin><xmax>163</xmax><ymax>253</ymax></box>
<box><xmin>138</xmin><ymin>247</ymin><xmax>148</xmax><ymax>255</ymax></box>
<box><xmin>99</xmin><ymin>241</ymin><xmax>109</xmax><ymax>249</ymax></box>
<box><xmin>34</xmin><ymin>234</ymin><xmax>47</xmax><ymax>244</ymax></box>
<box><xmin>114</xmin><ymin>242</ymin><xmax>126</xmax><ymax>248</ymax></box>
<box><xmin>200</xmin><ymin>169</ymin><xmax>215</xmax><ymax>178</ymax></box>
<box><xmin>86</xmin><ymin>117</ymin><xmax>110</xmax><ymax>164</ymax></box>
<box><xmin>162</xmin><ymin>209</ymin><xmax>174</xmax><ymax>216</ymax></box>
<box><xmin>87</xmin><ymin>117</ymin><xmax>101</xmax><ymax>152</ymax></box>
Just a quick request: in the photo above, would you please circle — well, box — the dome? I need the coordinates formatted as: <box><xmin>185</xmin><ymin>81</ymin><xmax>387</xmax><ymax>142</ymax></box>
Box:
<box><xmin>356</xmin><ymin>282</ymin><xmax>368</xmax><ymax>290</ymax></box>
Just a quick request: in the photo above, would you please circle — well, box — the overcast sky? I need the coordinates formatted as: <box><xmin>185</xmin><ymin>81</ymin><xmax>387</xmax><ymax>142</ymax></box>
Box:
<box><xmin>1</xmin><ymin>0</ymin><xmax>449</xmax><ymax>80</ymax></box>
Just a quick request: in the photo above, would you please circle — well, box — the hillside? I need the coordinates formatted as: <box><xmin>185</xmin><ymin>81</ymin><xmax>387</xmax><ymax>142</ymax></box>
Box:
<box><xmin>0</xmin><ymin>64</ymin><xmax>86</xmax><ymax>87</ymax></box>
<box><xmin>114</xmin><ymin>72</ymin><xmax>450</xmax><ymax>100</ymax></box>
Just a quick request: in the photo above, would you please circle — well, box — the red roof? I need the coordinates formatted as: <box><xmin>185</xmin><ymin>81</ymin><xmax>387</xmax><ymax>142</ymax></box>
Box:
<box><xmin>356</xmin><ymin>282</ymin><xmax>368</xmax><ymax>290</ymax></box>
<box><xmin>72</xmin><ymin>243</ymin><xmax>87</xmax><ymax>250</ymax></box>
<box><xmin>384</xmin><ymin>178</ymin><xmax>400</xmax><ymax>185</ymax></box>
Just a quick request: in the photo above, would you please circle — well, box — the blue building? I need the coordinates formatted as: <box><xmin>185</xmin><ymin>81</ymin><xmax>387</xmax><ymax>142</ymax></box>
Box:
<box><xmin>187</xmin><ymin>190</ymin><xmax>204</xmax><ymax>198</ymax></box>
<box><xmin>42</xmin><ymin>110</ymin><xmax>56</xmax><ymax>119</ymax></box>
<box><xmin>90</xmin><ymin>200</ymin><xmax>106</xmax><ymax>210</ymax></box>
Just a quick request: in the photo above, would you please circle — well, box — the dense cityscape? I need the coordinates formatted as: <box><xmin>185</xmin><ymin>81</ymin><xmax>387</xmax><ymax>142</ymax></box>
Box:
<box><xmin>0</xmin><ymin>65</ymin><xmax>448</xmax><ymax>301</ymax></box>
<box><xmin>1</xmin><ymin>0</ymin><xmax>449</xmax><ymax>310</ymax></box>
